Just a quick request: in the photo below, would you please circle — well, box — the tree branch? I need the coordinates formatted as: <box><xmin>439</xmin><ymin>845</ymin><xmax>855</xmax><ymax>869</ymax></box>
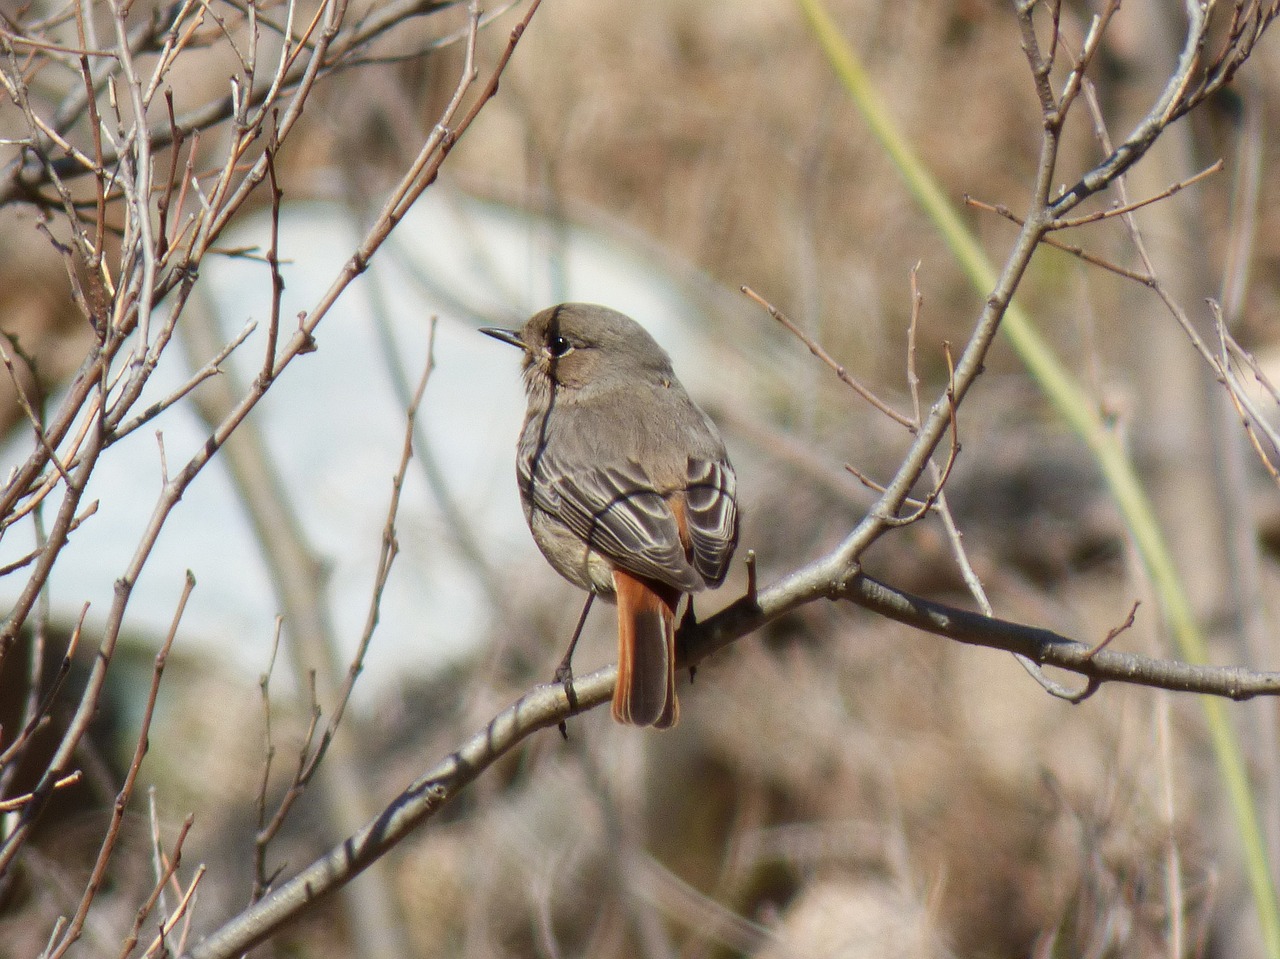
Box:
<box><xmin>180</xmin><ymin>546</ymin><xmax>1280</xmax><ymax>958</ymax></box>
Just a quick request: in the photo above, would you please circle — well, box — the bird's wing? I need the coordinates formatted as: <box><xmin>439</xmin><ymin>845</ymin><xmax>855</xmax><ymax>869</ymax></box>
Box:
<box><xmin>521</xmin><ymin>453</ymin><xmax>702</xmax><ymax>593</ymax></box>
<box><xmin>684</xmin><ymin>457</ymin><xmax>738</xmax><ymax>587</ymax></box>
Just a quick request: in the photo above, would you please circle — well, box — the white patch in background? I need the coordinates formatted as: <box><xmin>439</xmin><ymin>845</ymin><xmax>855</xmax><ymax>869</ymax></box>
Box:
<box><xmin>0</xmin><ymin>188</ymin><xmax>734</xmax><ymax>700</ymax></box>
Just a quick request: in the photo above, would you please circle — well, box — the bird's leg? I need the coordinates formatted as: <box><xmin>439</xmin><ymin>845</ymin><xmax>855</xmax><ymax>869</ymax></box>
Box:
<box><xmin>555</xmin><ymin>593</ymin><xmax>594</xmax><ymax>709</ymax></box>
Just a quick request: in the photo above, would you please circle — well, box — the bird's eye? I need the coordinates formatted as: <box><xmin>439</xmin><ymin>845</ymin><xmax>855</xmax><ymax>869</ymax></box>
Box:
<box><xmin>547</xmin><ymin>335</ymin><xmax>573</xmax><ymax>358</ymax></box>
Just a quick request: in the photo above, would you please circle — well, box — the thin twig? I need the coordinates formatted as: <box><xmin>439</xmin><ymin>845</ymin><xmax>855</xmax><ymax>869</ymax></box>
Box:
<box><xmin>145</xmin><ymin>863</ymin><xmax>206</xmax><ymax>959</ymax></box>
<box><xmin>109</xmin><ymin>319</ymin><xmax>257</xmax><ymax>442</ymax></box>
<box><xmin>46</xmin><ymin>571</ymin><xmax>195</xmax><ymax>959</ymax></box>
<box><xmin>251</xmin><ymin>618</ymin><xmax>284</xmax><ymax>901</ymax></box>
<box><xmin>1049</xmin><ymin>160</ymin><xmax>1224</xmax><ymax>229</ymax></box>
<box><xmin>963</xmin><ymin>194</ymin><xmax>1154</xmax><ymax>284</ymax></box>
<box><xmin>741</xmin><ymin>285</ymin><xmax>915</xmax><ymax>430</ymax></box>
<box><xmin>315</xmin><ymin>318</ymin><xmax>438</xmax><ymax>756</ymax></box>
<box><xmin>883</xmin><ymin>340</ymin><xmax>960</xmax><ymax>526</ymax></box>
<box><xmin>1084</xmin><ymin>600</ymin><xmax>1140</xmax><ymax>659</ymax></box>
<box><xmin>259</xmin><ymin>122</ymin><xmax>283</xmax><ymax>385</ymax></box>
<box><xmin>252</xmin><ymin>668</ymin><xmax>322</xmax><ymax>892</ymax></box>
<box><xmin>0</xmin><ymin>605</ymin><xmax>87</xmax><ymax>769</ymax></box>
<box><xmin>0</xmin><ymin>771</ymin><xmax>82</xmax><ymax>812</ymax></box>
<box><xmin>116</xmin><ymin>814</ymin><xmax>197</xmax><ymax>959</ymax></box>
<box><xmin>842</xmin><ymin>463</ymin><xmax>932</xmax><ymax>511</ymax></box>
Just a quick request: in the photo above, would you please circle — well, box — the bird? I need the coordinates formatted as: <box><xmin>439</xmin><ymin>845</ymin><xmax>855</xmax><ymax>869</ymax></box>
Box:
<box><xmin>482</xmin><ymin>303</ymin><xmax>739</xmax><ymax>728</ymax></box>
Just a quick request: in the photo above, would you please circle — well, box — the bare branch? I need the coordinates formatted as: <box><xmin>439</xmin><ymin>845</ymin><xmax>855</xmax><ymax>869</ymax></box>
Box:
<box><xmin>44</xmin><ymin>571</ymin><xmax>195</xmax><ymax>959</ymax></box>
<box><xmin>179</xmin><ymin>554</ymin><xmax>1280</xmax><ymax>959</ymax></box>
<box><xmin>1049</xmin><ymin>160</ymin><xmax>1224</xmax><ymax>230</ymax></box>
<box><xmin>0</xmin><ymin>771</ymin><xmax>83</xmax><ymax>812</ymax></box>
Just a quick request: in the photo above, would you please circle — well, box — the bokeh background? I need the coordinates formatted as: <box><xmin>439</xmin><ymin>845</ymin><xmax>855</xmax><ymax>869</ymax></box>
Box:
<box><xmin>3</xmin><ymin>0</ymin><xmax>1280</xmax><ymax>956</ymax></box>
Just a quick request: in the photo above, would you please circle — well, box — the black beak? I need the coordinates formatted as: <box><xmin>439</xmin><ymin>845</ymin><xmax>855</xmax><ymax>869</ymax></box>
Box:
<box><xmin>480</xmin><ymin>327</ymin><xmax>526</xmax><ymax>350</ymax></box>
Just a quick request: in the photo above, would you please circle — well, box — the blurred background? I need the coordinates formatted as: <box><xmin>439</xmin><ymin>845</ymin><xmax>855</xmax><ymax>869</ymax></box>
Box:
<box><xmin>2</xmin><ymin>0</ymin><xmax>1280</xmax><ymax>956</ymax></box>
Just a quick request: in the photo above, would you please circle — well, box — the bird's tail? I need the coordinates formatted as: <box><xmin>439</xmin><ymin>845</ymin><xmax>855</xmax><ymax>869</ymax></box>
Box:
<box><xmin>612</xmin><ymin>570</ymin><xmax>681</xmax><ymax>728</ymax></box>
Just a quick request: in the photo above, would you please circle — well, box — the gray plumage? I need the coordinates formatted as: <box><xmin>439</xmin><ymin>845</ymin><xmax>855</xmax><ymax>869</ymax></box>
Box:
<box><xmin>483</xmin><ymin>303</ymin><xmax>739</xmax><ymax>727</ymax></box>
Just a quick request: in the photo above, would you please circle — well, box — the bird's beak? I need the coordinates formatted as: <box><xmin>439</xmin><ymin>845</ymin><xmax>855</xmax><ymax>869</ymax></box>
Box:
<box><xmin>479</xmin><ymin>327</ymin><xmax>527</xmax><ymax>350</ymax></box>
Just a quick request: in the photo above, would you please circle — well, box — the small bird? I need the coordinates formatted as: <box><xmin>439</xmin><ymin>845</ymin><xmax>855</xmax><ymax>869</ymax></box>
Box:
<box><xmin>482</xmin><ymin>304</ymin><xmax>739</xmax><ymax>728</ymax></box>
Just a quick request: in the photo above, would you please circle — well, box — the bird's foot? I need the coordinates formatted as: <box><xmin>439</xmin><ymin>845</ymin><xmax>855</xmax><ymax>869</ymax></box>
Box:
<box><xmin>554</xmin><ymin>658</ymin><xmax>579</xmax><ymax>739</ymax></box>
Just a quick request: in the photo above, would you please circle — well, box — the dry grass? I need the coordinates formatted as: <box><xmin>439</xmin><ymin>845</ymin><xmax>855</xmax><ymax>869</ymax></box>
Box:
<box><xmin>3</xmin><ymin>0</ymin><xmax>1279</xmax><ymax>956</ymax></box>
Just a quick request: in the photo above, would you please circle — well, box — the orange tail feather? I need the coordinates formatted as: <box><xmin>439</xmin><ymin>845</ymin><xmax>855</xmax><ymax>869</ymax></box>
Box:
<box><xmin>612</xmin><ymin>570</ymin><xmax>680</xmax><ymax>728</ymax></box>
